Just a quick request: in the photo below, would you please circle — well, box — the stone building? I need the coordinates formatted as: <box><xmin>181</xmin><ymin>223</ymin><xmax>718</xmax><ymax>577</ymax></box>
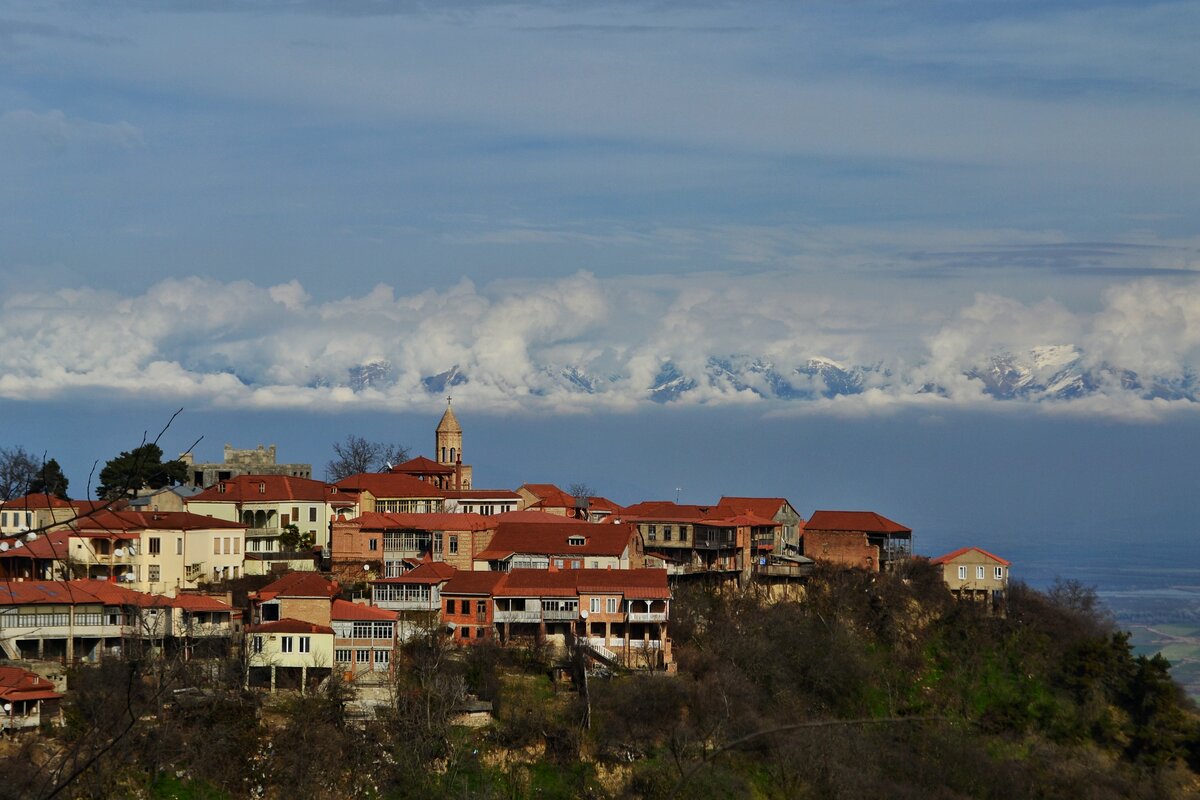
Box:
<box><xmin>180</xmin><ymin>444</ymin><xmax>312</xmax><ymax>488</ymax></box>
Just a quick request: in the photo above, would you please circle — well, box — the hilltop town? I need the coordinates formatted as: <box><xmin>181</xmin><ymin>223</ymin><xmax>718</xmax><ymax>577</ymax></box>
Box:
<box><xmin>1</xmin><ymin>406</ymin><xmax>1194</xmax><ymax>800</ymax></box>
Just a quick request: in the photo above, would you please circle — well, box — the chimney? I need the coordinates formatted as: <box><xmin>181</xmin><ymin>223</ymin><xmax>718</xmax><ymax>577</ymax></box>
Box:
<box><xmin>455</xmin><ymin>456</ymin><xmax>462</xmax><ymax>491</ymax></box>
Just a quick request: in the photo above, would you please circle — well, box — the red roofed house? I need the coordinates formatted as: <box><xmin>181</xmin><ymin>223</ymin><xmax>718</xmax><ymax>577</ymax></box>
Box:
<box><xmin>186</xmin><ymin>474</ymin><xmax>359</xmax><ymax>554</ymax></box>
<box><xmin>440</xmin><ymin>570</ymin><xmax>505</xmax><ymax>643</ymax></box>
<box><xmin>330</xmin><ymin>512</ymin><xmax>498</xmax><ymax>579</ymax></box>
<box><xmin>473</xmin><ymin>521</ymin><xmax>637</xmax><ymax>572</ymax></box>
<box><xmin>441</xmin><ymin>488</ymin><xmax>522</xmax><ymax>516</ymax></box>
<box><xmin>0</xmin><ymin>493</ymin><xmax>79</xmax><ymax>537</ymax></box>
<box><xmin>802</xmin><ymin>511</ymin><xmax>913</xmax><ymax>572</ymax></box>
<box><xmin>0</xmin><ymin>665</ymin><xmax>63</xmax><ymax>730</ymax></box>
<box><xmin>371</xmin><ymin>561</ymin><xmax>456</xmax><ymax>640</ymax></box>
<box><xmin>0</xmin><ymin>580</ymin><xmax>235</xmax><ymax>663</ymax></box>
<box><xmin>715</xmin><ymin>496</ymin><xmax>805</xmax><ymax>556</ymax></box>
<box><xmin>930</xmin><ymin>547</ymin><xmax>1011</xmax><ymax>606</ymax></box>
<box><xmin>331</xmin><ymin>598</ymin><xmax>399</xmax><ymax>676</ymax></box>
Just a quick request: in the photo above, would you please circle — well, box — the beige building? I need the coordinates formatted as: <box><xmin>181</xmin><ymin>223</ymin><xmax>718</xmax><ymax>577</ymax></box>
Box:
<box><xmin>52</xmin><ymin>511</ymin><xmax>247</xmax><ymax>595</ymax></box>
<box><xmin>930</xmin><ymin>546</ymin><xmax>1011</xmax><ymax>605</ymax></box>
<box><xmin>186</xmin><ymin>475</ymin><xmax>358</xmax><ymax>552</ymax></box>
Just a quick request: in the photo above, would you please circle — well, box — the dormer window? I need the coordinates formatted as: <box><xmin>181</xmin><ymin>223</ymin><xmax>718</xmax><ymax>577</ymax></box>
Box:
<box><xmin>568</xmin><ymin>536</ymin><xmax>586</xmax><ymax>547</ymax></box>
<box><xmin>218</xmin><ymin>483</ymin><xmax>226</xmax><ymax>493</ymax></box>
<box><xmin>259</xmin><ymin>482</ymin><xmax>266</xmax><ymax>494</ymax></box>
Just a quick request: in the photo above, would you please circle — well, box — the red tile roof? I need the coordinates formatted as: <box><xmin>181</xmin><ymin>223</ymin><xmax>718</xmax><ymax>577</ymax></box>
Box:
<box><xmin>254</xmin><ymin>572</ymin><xmax>339</xmax><ymax>601</ymax></box>
<box><xmin>621</xmin><ymin>501</ymin><xmax>712</xmax><ymax>522</ymax></box>
<box><xmin>805</xmin><ymin>511</ymin><xmax>911</xmax><ymax>534</ymax></box>
<box><xmin>391</xmin><ymin>456</ymin><xmax>454</xmax><ymax>475</ymax></box>
<box><xmin>488</xmin><ymin>568</ymin><xmax>672</xmax><ymax>600</ymax></box>
<box><xmin>371</xmin><ymin>562</ymin><xmax>457</xmax><ymax>585</ymax></box>
<box><xmin>348</xmin><ymin>512</ymin><xmax>496</xmax><ymax>532</ymax></box>
<box><xmin>0</xmin><ymin>529</ymin><xmax>72</xmax><ymax>559</ymax></box>
<box><xmin>699</xmin><ymin>513</ymin><xmax>780</xmax><ymax>528</ymax></box>
<box><xmin>474</xmin><ymin>522</ymin><xmax>634</xmax><ymax>561</ymax></box>
<box><xmin>189</xmin><ymin>475</ymin><xmax>358</xmax><ymax>504</ymax></box>
<box><xmin>929</xmin><ymin>546</ymin><xmax>1011</xmax><ymax>567</ymax></box>
<box><xmin>0</xmin><ymin>579</ymin><xmax>229</xmax><ymax>610</ymax></box>
<box><xmin>331</xmin><ymin>598</ymin><xmax>399</xmax><ymax>621</ymax></box>
<box><xmin>335</xmin><ymin>472</ymin><xmax>445</xmax><ymax>499</ymax></box>
<box><xmin>441</xmin><ymin>571</ymin><xmax>507</xmax><ymax>596</ymax></box>
<box><xmin>442</xmin><ymin>489</ymin><xmax>522</xmax><ymax>500</ymax></box>
<box><xmin>247</xmin><ymin>618</ymin><xmax>334</xmax><ymax>635</ymax></box>
<box><xmin>0</xmin><ymin>666</ymin><xmax>62</xmax><ymax>703</ymax></box>
<box><xmin>518</xmin><ymin>483</ymin><xmax>564</xmax><ymax>500</ymax></box>
<box><xmin>715</xmin><ymin>497</ymin><xmax>798</xmax><ymax>521</ymax></box>
<box><xmin>2</xmin><ymin>494</ymin><xmax>75</xmax><ymax>510</ymax></box>
<box><xmin>491</xmin><ymin>510</ymin><xmax>587</xmax><ymax>524</ymax></box>
<box><xmin>171</xmin><ymin>594</ymin><xmax>234</xmax><ymax>612</ymax></box>
<box><xmin>66</xmin><ymin>510</ymin><xmax>246</xmax><ymax>533</ymax></box>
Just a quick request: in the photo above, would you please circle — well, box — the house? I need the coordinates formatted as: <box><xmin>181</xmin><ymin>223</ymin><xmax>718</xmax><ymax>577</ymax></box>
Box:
<box><xmin>515</xmin><ymin>484</ymin><xmax>624</xmax><ymax>522</ymax></box>
<box><xmin>330</xmin><ymin>512</ymin><xmax>496</xmax><ymax>577</ymax></box>
<box><xmin>715</xmin><ymin>496</ymin><xmax>805</xmax><ymax>556</ymax></box>
<box><xmin>370</xmin><ymin>561</ymin><xmax>456</xmax><ymax>640</ymax></box>
<box><xmin>0</xmin><ymin>665</ymin><xmax>63</xmax><ymax>731</ymax></box>
<box><xmin>472</xmin><ymin>521</ymin><xmax>637</xmax><ymax>572</ymax></box>
<box><xmin>439</xmin><ymin>571</ymin><xmax>505</xmax><ymax>643</ymax></box>
<box><xmin>441</xmin><ymin>488</ymin><xmax>522</xmax><ymax>516</ymax></box>
<box><xmin>0</xmin><ymin>580</ymin><xmax>235</xmax><ymax>663</ymax></box>
<box><xmin>802</xmin><ymin>510</ymin><xmax>913</xmax><ymax>572</ymax></box>
<box><xmin>0</xmin><ymin>493</ymin><xmax>78</xmax><ymax>537</ymax></box>
<box><xmin>247</xmin><ymin>572</ymin><xmax>399</xmax><ymax>689</ymax></box>
<box><xmin>335</xmin><ymin>472</ymin><xmax>446</xmax><ymax>515</ymax></box>
<box><xmin>186</xmin><ymin>474</ymin><xmax>358</xmax><ymax>552</ymax></box>
<box><xmin>456</xmin><ymin>568</ymin><xmax>674</xmax><ymax>671</ymax></box>
<box><xmin>127</xmin><ymin>484</ymin><xmax>204</xmax><ymax>513</ymax></box>
<box><xmin>55</xmin><ymin>510</ymin><xmax>248</xmax><ymax>595</ymax></box>
<box><xmin>930</xmin><ymin>547</ymin><xmax>1011</xmax><ymax>606</ymax></box>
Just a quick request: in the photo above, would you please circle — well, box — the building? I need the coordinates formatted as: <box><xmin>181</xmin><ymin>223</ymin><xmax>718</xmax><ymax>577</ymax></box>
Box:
<box><xmin>930</xmin><ymin>547</ymin><xmax>1011</xmax><ymax>606</ymax></box>
<box><xmin>473</xmin><ymin>521</ymin><xmax>637</xmax><ymax>572</ymax></box>
<box><xmin>443</xmin><ymin>567</ymin><xmax>674</xmax><ymax>671</ymax></box>
<box><xmin>186</xmin><ymin>474</ymin><xmax>359</xmax><ymax>552</ymax></box>
<box><xmin>715</xmin><ymin>496</ymin><xmax>805</xmax><ymax>556</ymax></box>
<box><xmin>0</xmin><ymin>580</ymin><xmax>235</xmax><ymax>663</ymax></box>
<box><xmin>515</xmin><ymin>483</ymin><xmax>624</xmax><ymax>522</ymax></box>
<box><xmin>0</xmin><ymin>665</ymin><xmax>63</xmax><ymax>731</ymax></box>
<box><xmin>331</xmin><ymin>512</ymin><xmax>497</xmax><ymax>577</ymax></box>
<box><xmin>441</xmin><ymin>488</ymin><xmax>522</xmax><ymax>516</ymax></box>
<box><xmin>335</xmin><ymin>472</ymin><xmax>446</xmax><ymax>515</ymax></box>
<box><xmin>0</xmin><ymin>494</ymin><xmax>78</xmax><ymax>537</ymax></box>
<box><xmin>331</xmin><ymin>598</ymin><xmax>399</xmax><ymax>676</ymax></box>
<box><xmin>802</xmin><ymin>510</ymin><xmax>913</xmax><ymax>572</ymax></box>
<box><xmin>434</xmin><ymin>400</ymin><xmax>472</xmax><ymax>489</ymax></box>
<box><xmin>180</xmin><ymin>443</ymin><xmax>312</xmax><ymax>488</ymax></box>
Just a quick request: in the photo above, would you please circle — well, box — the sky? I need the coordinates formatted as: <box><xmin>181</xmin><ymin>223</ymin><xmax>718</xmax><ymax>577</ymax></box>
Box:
<box><xmin>2</xmin><ymin>1</ymin><xmax>1199</xmax><ymax>575</ymax></box>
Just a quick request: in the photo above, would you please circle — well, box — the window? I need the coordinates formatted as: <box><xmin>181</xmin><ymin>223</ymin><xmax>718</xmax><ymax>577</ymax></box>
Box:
<box><xmin>591</xmin><ymin>561</ymin><xmax>599</xmax><ymax>568</ymax></box>
<box><xmin>664</xmin><ymin>526</ymin><xmax>673</xmax><ymax>542</ymax></box>
<box><xmin>976</xmin><ymin>566</ymin><xmax>985</xmax><ymax>580</ymax></box>
<box><xmin>957</xmin><ymin>566</ymin><xmax>966</xmax><ymax>580</ymax></box>
<box><xmin>374</xmin><ymin>649</ymin><xmax>390</xmax><ymax>667</ymax></box>
<box><xmin>299</xmin><ymin>636</ymin><xmax>311</xmax><ymax>653</ymax></box>
<box><xmin>606</xmin><ymin>597</ymin><xmax>617</xmax><ymax>614</ymax></box>
<box><xmin>176</xmin><ymin>537</ymin><xmax>183</xmax><ymax>555</ymax></box>
<box><xmin>680</xmin><ymin>526</ymin><xmax>689</xmax><ymax>542</ymax></box>
<box><xmin>590</xmin><ymin>598</ymin><xmax>600</xmax><ymax>613</ymax></box>
<box><xmin>281</xmin><ymin>636</ymin><xmax>294</xmax><ymax>653</ymax></box>
<box><xmin>553</xmin><ymin>558</ymin><xmax>564</xmax><ymax>568</ymax></box>
<box><xmin>374</xmin><ymin>622</ymin><xmax>393</xmax><ymax>639</ymax></box>
<box><xmin>568</xmin><ymin>535</ymin><xmax>585</xmax><ymax>546</ymax></box>
<box><xmin>224</xmin><ymin>537</ymin><xmax>231</xmax><ymax>554</ymax></box>
<box><xmin>446</xmin><ymin>599</ymin><xmax>456</xmax><ymax>614</ymax></box>
<box><xmin>335</xmin><ymin>649</ymin><xmax>351</xmax><ymax>664</ymax></box>
<box><xmin>148</xmin><ymin>537</ymin><xmax>161</xmax><ymax>555</ymax></box>
<box><xmin>262</xmin><ymin>603</ymin><xmax>280</xmax><ymax>621</ymax></box>
<box><xmin>148</xmin><ymin>565</ymin><xmax>160</xmax><ymax>582</ymax></box>
<box><xmin>994</xmin><ymin>566</ymin><xmax>1004</xmax><ymax>580</ymax></box>
<box><xmin>292</xmin><ymin>507</ymin><xmax>300</xmax><ymax>521</ymax></box>
<box><xmin>214</xmin><ymin>538</ymin><xmax>221</xmax><ymax>555</ymax></box>
<box><xmin>258</xmin><ymin>482</ymin><xmax>266</xmax><ymax>494</ymax></box>
<box><xmin>571</xmin><ymin>559</ymin><xmax>582</xmax><ymax>569</ymax></box>
<box><xmin>449</xmin><ymin>535</ymin><xmax>458</xmax><ymax>554</ymax></box>
<box><xmin>462</xmin><ymin>600</ymin><xmax>472</xmax><ymax>615</ymax></box>
<box><xmin>233</xmin><ymin>567</ymin><xmax>239</xmax><ymax>579</ymax></box>
<box><xmin>252</xmin><ymin>636</ymin><xmax>263</xmax><ymax>653</ymax></box>
<box><xmin>356</xmin><ymin>649</ymin><xmax>371</xmax><ymax>664</ymax></box>
<box><xmin>369</xmin><ymin>539</ymin><xmax>378</xmax><ymax>552</ymax></box>
<box><xmin>233</xmin><ymin>538</ymin><xmax>240</xmax><ymax>554</ymax></box>
<box><xmin>648</xmin><ymin>525</ymin><xmax>657</xmax><ymax>542</ymax></box>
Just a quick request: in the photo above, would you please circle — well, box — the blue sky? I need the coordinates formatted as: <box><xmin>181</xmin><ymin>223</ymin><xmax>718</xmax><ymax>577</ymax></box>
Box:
<box><xmin>2</xmin><ymin>1</ymin><xmax>1200</xmax><ymax>555</ymax></box>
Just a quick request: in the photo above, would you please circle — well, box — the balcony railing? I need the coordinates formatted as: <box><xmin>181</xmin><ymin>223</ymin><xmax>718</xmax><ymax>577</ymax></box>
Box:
<box><xmin>627</xmin><ymin>612</ymin><xmax>668</xmax><ymax>623</ymax></box>
<box><xmin>541</xmin><ymin>608</ymin><xmax>580</xmax><ymax>622</ymax></box>
<box><xmin>494</xmin><ymin>609</ymin><xmax>541</xmax><ymax>623</ymax></box>
<box><xmin>246</xmin><ymin>527</ymin><xmax>282</xmax><ymax>537</ymax></box>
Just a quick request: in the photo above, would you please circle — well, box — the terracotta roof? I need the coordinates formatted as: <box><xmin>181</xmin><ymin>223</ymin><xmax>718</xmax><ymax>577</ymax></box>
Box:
<box><xmin>441</xmin><ymin>571</ymin><xmax>507</xmax><ymax>596</ymax></box>
<box><xmin>247</xmin><ymin>618</ymin><xmax>334</xmax><ymax>635</ymax></box>
<box><xmin>715</xmin><ymin>497</ymin><xmax>798</xmax><ymax>521</ymax></box>
<box><xmin>474</xmin><ymin>522</ymin><xmax>634</xmax><ymax>561</ymax></box>
<box><xmin>586</xmin><ymin>496</ymin><xmax>624</xmax><ymax>514</ymax></box>
<box><xmin>491</xmin><ymin>510</ymin><xmax>587</xmax><ymax>524</ymax></box>
<box><xmin>490</xmin><ymin>568</ymin><xmax>671</xmax><ymax>600</ymax></box>
<box><xmin>698</xmin><ymin>513</ymin><xmax>781</xmax><ymax>528</ymax></box>
<box><xmin>172</xmin><ymin>594</ymin><xmax>234</xmax><ymax>612</ymax></box>
<box><xmin>371</xmin><ymin>562</ymin><xmax>457</xmax><ymax>585</ymax></box>
<box><xmin>255</xmin><ymin>572</ymin><xmax>339</xmax><ymax>601</ymax></box>
<box><xmin>0</xmin><ymin>579</ymin><xmax>220</xmax><ymax>610</ymax></box>
<box><xmin>0</xmin><ymin>529</ymin><xmax>72</xmax><ymax>559</ymax></box>
<box><xmin>621</xmin><ymin>501</ymin><xmax>712</xmax><ymax>522</ymax></box>
<box><xmin>517</xmin><ymin>483</ymin><xmax>564</xmax><ymax>500</ymax></box>
<box><xmin>189</xmin><ymin>474</ymin><xmax>357</xmax><ymax>504</ymax></box>
<box><xmin>348</xmin><ymin>512</ymin><xmax>495</xmax><ymax>532</ymax></box>
<box><xmin>335</xmin><ymin>471</ymin><xmax>446</xmax><ymax>499</ymax></box>
<box><xmin>65</xmin><ymin>510</ymin><xmax>246</xmax><ymax>533</ymax></box>
<box><xmin>391</xmin><ymin>456</ymin><xmax>454</xmax><ymax>475</ymax></box>
<box><xmin>0</xmin><ymin>666</ymin><xmax>62</xmax><ymax>703</ymax></box>
<box><xmin>2</xmin><ymin>494</ymin><xmax>75</xmax><ymax>510</ymax></box>
<box><xmin>929</xmin><ymin>546</ymin><xmax>1011</xmax><ymax>567</ymax></box>
<box><xmin>805</xmin><ymin>511</ymin><xmax>911</xmax><ymax>534</ymax></box>
<box><xmin>331</xmin><ymin>598</ymin><xmax>399</xmax><ymax>621</ymax></box>
<box><xmin>442</xmin><ymin>489</ymin><xmax>522</xmax><ymax>500</ymax></box>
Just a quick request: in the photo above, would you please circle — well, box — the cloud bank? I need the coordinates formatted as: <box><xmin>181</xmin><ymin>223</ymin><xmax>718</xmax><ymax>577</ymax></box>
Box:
<box><xmin>3</xmin><ymin>271</ymin><xmax>1200</xmax><ymax>420</ymax></box>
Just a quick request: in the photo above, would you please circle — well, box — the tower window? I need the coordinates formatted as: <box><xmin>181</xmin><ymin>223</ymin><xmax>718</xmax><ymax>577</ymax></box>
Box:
<box><xmin>441</xmin><ymin>447</ymin><xmax>447</xmax><ymax>462</ymax></box>
<box><xmin>449</xmin><ymin>447</ymin><xmax>456</xmax><ymax>462</ymax></box>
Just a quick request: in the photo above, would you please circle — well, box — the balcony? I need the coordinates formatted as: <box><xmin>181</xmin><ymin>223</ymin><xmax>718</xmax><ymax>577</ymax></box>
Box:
<box><xmin>246</xmin><ymin>527</ymin><xmax>282</xmax><ymax>538</ymax></box>
<box><xmin>493</xmin><ymin>609</ymin><xmax>541</xmax><ymax>624</ymax></box>
<box><xmin>541</xmin><ymin>608</ymin><xmax>579</xmax><ymax>622</ymax></box>
<box><xmin>627</xmin><ymin>612</ymin><xmax>668</xmax><ymax>623</ymax></box>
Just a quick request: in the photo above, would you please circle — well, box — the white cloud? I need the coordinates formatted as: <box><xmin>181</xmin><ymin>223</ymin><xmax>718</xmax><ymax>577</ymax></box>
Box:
<box><xmin>3</xmin><ymin>270</ymin><xmax>1200</xmax><ymax>419</ymax></box>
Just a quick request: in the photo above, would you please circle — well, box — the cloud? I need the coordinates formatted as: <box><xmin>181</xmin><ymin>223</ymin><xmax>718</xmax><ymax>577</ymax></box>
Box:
<box><xmin>4</xmin><ymin>270</ymin><xmax>1200</xmax><ymax>420</ymax></box>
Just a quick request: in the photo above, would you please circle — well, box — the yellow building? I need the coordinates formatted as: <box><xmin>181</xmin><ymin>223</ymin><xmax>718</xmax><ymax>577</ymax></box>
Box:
<box><xmin>930</xmin><ymin>546</ymin><xmax>1011</xmax><ymax>605</ymax></box>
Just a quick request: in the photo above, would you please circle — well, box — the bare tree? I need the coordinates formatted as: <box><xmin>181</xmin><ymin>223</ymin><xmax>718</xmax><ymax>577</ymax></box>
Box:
<box><xmin>0</xmin><ymin>444</ymin><xmax>39</xmax><ymax>500</ymax></box>
<box><xmin>325</xmin><ymin>435</ymin><xmax>409</xmax><ymax>481</ymax></box>
<box><xmin>568</xmin><ymin>482</ymin><xmax>594</xmax><ymax>499</ymax></box>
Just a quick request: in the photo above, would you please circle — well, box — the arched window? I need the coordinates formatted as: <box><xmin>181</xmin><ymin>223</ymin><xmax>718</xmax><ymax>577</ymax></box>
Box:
<box><xmin>441</xmin><ymin>447</ymin><xmax>447</xmax><ymax>462</ymax></box>
<box><xmin>449</xmin><ymin>447</ymin><xmax>456</xmax><ymax>463</ymax></box>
